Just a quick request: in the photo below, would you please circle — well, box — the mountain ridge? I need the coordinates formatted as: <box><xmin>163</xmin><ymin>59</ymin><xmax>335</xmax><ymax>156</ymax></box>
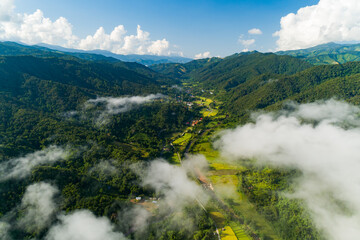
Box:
<box><xmin>277</xmin><ymin>42</ymin><xmax>360</xmax><ymax>65</ymax></box>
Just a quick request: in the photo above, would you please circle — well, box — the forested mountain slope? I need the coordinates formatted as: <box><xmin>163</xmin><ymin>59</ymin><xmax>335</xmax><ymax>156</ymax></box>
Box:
<box><xmin>0</xmin><ymin>51</ymin><xmax>210</xmax><ymax>239</ymax></box>
<box><xmin>151</xmin><ymin>51</ymin><xmax>360</xmax><ymax>122</ymax></box>
<box><xmin>277</xmin><ymin>42</ymin><xmax>360</xmax><ymax>65</ymax></box>
<box><xmin>151</xmin><ymin>52</ymin><xmax>313</xmax><ymax>90</ymax></box>
<box><xmin>224</xmin><ymin>61</ymin><xmax>360</xmax><ymax>118</ymax></box>
<box><xmin>0</xmin><ymin>54</ymin><xmax>181</xmax><ymax>155</ymax></box>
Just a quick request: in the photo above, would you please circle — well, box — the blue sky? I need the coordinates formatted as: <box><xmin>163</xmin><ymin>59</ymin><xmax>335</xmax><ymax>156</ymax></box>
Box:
<box><xmin>3</xmin><ymin>0</ymin><xmax>358</xmax><ymax>58</ymax></box>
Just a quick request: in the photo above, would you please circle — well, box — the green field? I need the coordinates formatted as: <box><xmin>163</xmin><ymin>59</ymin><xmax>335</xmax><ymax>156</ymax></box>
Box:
<box><xmin>210</xmin><ymin>211</ymin><xmax>226</xmax><ymax>227</ymax></box>
<box><xmin>200</xmin><ymin>108</ymin><xmax>219</xmax><ymax>117</ymax></box>
<box><xmin>195</xmin><ymin>97</ymin><xmax>213</xmax><ymax>106</ymax></box>
<box><xmin>172</xmin><ymin>132</ymin><xmax>192</xmax><ymax>145</ymax></box>
<box><xmin>214</xmin><ymin>174</ymin><xmax>280</xmax><ymax>240</ymax></box>
<box><xmin>207</xmin><ymin>156</ymin><xmax>280</xmax><ymax>239</ymax></box>
<box><xmin>191</xmin><ymin>142</ymin><xmax>219</xmax><ymax>160</ymax></box>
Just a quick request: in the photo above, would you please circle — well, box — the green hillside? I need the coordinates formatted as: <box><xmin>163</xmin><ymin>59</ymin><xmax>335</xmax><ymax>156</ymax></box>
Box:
<box><xmin>150</xmin><ymin>57</ymin><xmax>222</xmax><ymax>79</ymax></box>
<box><xmin>152</xmin><ymin>52</ymin><xmax>312</xmax><ymax>91</ymax></box>
<box><xmin>223</xmin><ymin>61</ymin><xmax>360</xmax><ymax>119</ymax></box>
<box><xmin>277</xmin><ymin>42</ymin><xmax>360</xmax><ymax>65</ymax></box>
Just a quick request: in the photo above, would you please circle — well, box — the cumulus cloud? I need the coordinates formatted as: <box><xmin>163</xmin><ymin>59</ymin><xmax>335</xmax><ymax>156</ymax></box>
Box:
<box><xmin>0</xmin><ymin>7</ymin><xmax>77</xmax><ymax>47</ymax></box>
<box><xmin>248</xmin><ymin>28</ymin><xmax>262</xmax><ymax>35</ymax></box>
<box><xmin>46</xmin><ymin>210</ymin><xmax>127</xmax><ymax>240</ymax></box>
<box><xmin>215</xmin><ymin>99</ymin><xmax>360</xmax><ymax>240</ymax></box>
<box><xmin>0</xmin><ymin>0</ymin><xmax>175</xmax><ymax>55</ymax></box>
<box><xmin>0</xmin><ymin>146</ymin><xmax>69</xmax><ymax>181</ymax></box>
<box><xmin>79</xmin><ymin>25</ymin><xmax>171</xmax><ymax>55</ymax></box>
<box><xmin>84</xmin><ymin>94</ymin><xmax>165</xmax><ymax>125</ymax></box>
<box><xmin>19</xmin><ymin>182</ymin><xmax>59</xmax><ymax>232</ymax></box>
<box><xmin>275</xmin><ymin>0</ymin><xmax>360</xmax><ymax>50</ymax></box>
<box><xmin>194</xmin><ymin>51</ymin><xmax>211</xmax><ymax>59</ymax></box>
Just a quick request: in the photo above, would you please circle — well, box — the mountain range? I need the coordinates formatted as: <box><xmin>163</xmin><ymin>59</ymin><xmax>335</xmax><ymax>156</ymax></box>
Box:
<box><xmin>3</xmin><ymin>40</ymin><xmax>360</xmax><ymax>239</ymax></box>
<box><xmin>0</xmin><ymin>41</ymin><xmax>192</xmax><ymax>65</ymax></box>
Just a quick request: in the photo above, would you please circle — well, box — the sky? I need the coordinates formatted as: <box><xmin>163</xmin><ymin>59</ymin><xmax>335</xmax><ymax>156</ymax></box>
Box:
<box><xmin>1</xmin><ymin>0</ymin><xmax>360</xmax><ymax>58</ymax></box>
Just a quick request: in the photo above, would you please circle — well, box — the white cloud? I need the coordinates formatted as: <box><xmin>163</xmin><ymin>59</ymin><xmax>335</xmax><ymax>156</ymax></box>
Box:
<box><xmin>19</xmin><ymin>182</ymin><xmax>59</xmax><ymax>232</ymax></box>
<box><xmin>79</xmin><ymin>25</ymin><xmax>171</xmax><ymax>56</ymax></box>
<box><xmin>275</xmin><ymin>0</ymin><xmax>360</xmax><ymax>50</ymax></box>
<box><xmin>141</xmin><ymin>159</ymin><xmax>208</xmax><ymax>209</ymax></box>
<box><xmin>194</xmin><ymin>51</ymin><xmax>211</xmax><ymax>59</ymax></box>
<box><xmin>0</xmin><ymin>146</ymin><xmax>69</xmax><ymax>181</ymax></box>
<box><xmin>0</xmin><ymin>221</ymin><xmax>10</xmax><ymax>240</ymax></box>
<box><xmin>239</xmin><ymin>38</ymin><xmax>255</xmax><ymax>47</ymax></box>
<box><xmin>136</xmin><ymin>156</ymin><xmax>209</xmax><ymax>211</ymax></box>
<box><xmin>0</xmin><ymin>7</ymin><xmax>78</xmax><ymax>47</ymax></box>
<box><xmin>147</xmin><ymin>39</ymin><xmax>170</xmax><ymax>56</ymax></box>
<box><xmin>46</xmin><ymin>210</ymin><xmax>127</xmax><ymax>240</ymax></box>
<box><xmin>215</xmin><ymin>99</ymin><xmax>360</xmax><ymax>240</ymax></box>
<box><xmin>248</xmin><ymin>28</ymin><xmax>262</xmax><ymax>35</ymax></box>
<box><xmin>0</xmin><ymin>0</ymin><xmax>14</xmax><ymax>21</ymax></box>
<box><xmin>0</xmin><ymin>0</ymin><xmax>175</xmax><ymax>56</ymax></box>
<box><xmin>84</xmin><ymin>94</ymin><xmax>165</xmax><ymax>125</ymax></box>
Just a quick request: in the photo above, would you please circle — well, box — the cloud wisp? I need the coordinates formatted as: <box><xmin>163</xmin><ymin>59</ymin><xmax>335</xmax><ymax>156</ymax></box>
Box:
<box><xmin>0</xmin><ymin>0</ymin><xmax>177</xmax><ymax>56</ymax></box>
<box><xmin>194</xmin><ymin>51</ymin><xmax>211</xmax><ymax>59</ymax></box>
<box><xmin>215</xmin><ymin>99</ymin><xmax>360</xmax><ymax>240</ymax></box>
<box><xmin>18</xmin><ymin>182</ymin><xmax>59</xmax><ymax>232</ymax></box>
<box><xmin>239</xmin><ymin>38</ymin><xmax>255</xmax><ymax>47</ymax></box>
<box><xmin>139</xmin><ymin>158</ymin><xmax>209</xmax><ymax>210</ymax></box>
<box><xmin>275</xmin><ymin>0</ymin><xmax>360</xmax><ymax>50</ymax></box>
<box><xmin>127</xmin><ymin>155</ymin><xmax>210</xmax><ymax>236</ymax></box>
<box><xmin>46</xmin><ymin>210</ymin><xmax>127</xmax><ymax>240</ymax></box>
<box><xmin>0</xmin><ymin>146</ymin><xmax>69</xmax><ymax>181</ymax></box>
<box><xmin>248</xmin><ymin>28</ymin><xmax>262</xmax><ymax>35</ymax></box>
<box><xmin>238</xmin><ymin>34</ymin><xmax>256</xmax><ymax>52</ymax></box>
<box><xmin>0</xmin><ymin>155</ymin><xmax>210</xmax><ymax>239</ymax></box>
<box><xmin>0</xmin><ymin>221</ymin><xmax>10</xmax><ymax>240</ymax></box>
<box><xmin>1</xmin><ymin>181</ymin><xmax>127</xmax><ymax>240</ymax></box>
<box><xmin>84</xmin><ymin>94</ymin><xmax>165</xmax><ymax>125</ymax></box>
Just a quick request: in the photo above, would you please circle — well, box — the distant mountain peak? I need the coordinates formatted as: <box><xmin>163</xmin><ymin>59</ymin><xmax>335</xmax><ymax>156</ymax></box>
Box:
<box><xmin>0</xmin><ymin>41</ymin><xmax>193</xmax><ymax>66</ymax></box>
<box><xmin>35</xmin><ymin>43</ymin><xmax>193</xmax><ymax>65</ymax></box>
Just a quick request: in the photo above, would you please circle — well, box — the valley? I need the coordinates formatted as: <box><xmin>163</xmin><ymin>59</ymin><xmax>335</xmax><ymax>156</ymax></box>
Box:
<box><xmin>2</xmin><ymin>41</ymin><xmax>360</xmax><ymax>239</ymax></box>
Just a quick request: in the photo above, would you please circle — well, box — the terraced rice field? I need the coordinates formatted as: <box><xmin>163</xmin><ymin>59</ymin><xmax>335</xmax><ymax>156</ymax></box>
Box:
<box><xmin>221</xmin><ymin>226</ymin><xmax>238</xmax><ymax>240</ymax></box>
<box><xmin>209</xmin><ymin>212</ymin><xmax>238</xmax><ymax>240</ymax></box>
<box><xmin>172</xmin><ymin>132</ymin><xmax>192</xmax><ymax>145</ymax></box>
<box><xmin>229</xmin><ymin>222</ymin><xmax>251</xmax><ymax>240</ymax></box>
